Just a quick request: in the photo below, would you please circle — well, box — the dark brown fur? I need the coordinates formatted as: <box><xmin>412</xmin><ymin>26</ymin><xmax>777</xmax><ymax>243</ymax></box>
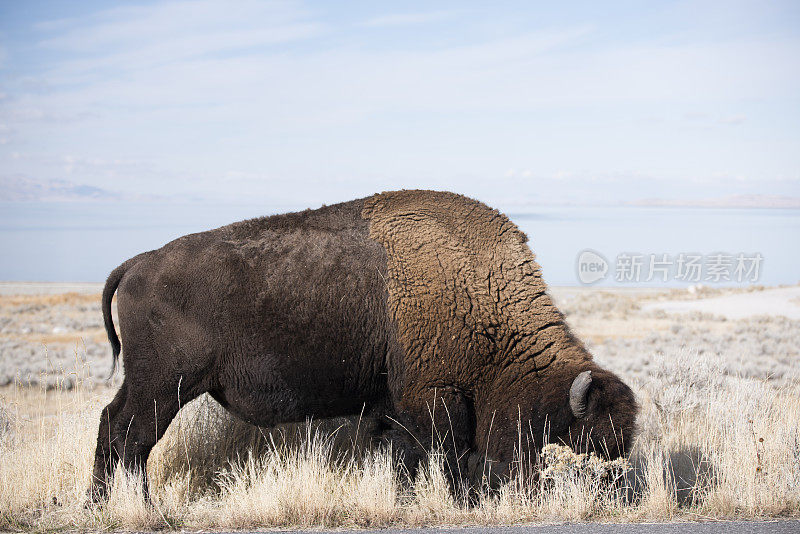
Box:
<box><xmin>90</xmin><ymin>190</ymin><xmax>637</xmax><ymax>500</ymax></box>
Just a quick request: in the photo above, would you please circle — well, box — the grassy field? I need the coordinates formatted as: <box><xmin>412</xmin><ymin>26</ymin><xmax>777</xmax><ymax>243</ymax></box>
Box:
<box><xmin>1</xmin><ymin>286</ymin><xmax>799</xmax><ymax>530</ymax></box>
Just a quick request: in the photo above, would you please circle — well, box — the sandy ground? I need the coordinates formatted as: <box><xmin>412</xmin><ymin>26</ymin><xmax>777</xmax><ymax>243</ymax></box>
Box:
<box><xmin>642</xmin><ymin>285</ymin><xmax>800</xmax><ymax>320</ymax></box>
<box><xmin>555</xmin><ymin>285</ymin><xmax>800</xmax><ymax>385</ymax></box>
<box><xmin>0</xmin><ymin>282</ymin><xmax>104</xmax><ymax>296</ymax></box>
<box><xmin>0</xmin><ymin>283</ymin><xmax>798</xmax><ymax>389</ymax></box>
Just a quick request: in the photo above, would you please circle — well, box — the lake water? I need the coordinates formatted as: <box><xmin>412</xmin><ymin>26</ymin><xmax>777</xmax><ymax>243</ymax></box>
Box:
<box><xmin>1</xmin><ymin>201</ymin><xmax>798</xmax><ymax>287</ymax></box>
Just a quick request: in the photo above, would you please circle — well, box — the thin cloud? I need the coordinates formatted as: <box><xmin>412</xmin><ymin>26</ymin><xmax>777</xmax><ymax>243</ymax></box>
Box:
<box><xmin>683</xmin><ymin>112</ymin><xmax>747</xmax><ymax>125</ymax></box>
<box><xmin>1</xmin><ymin>1</ymin><xmax>798</xmax><ymax>204</ymax></box>
<box><xmin>719</xmin><ymin>115</ymin><xmax>746</xmax><ymax>125</ymax></box>
<box><xmin>34</xmin><ymin>1</ymin><xmax>323</xmax><ymax>83</ymax></box>
<box><xmin>361</xmin><ymin>11</ymin><xmax>456</xmax><ymax>28</ymax></box>
<box><xmin>684</xmin><ymin>112</ymin><xmax>710</xmax><ymax>121</ymax></box>
<box><xmin>36</xmin><ymin>0</ymin><xmax>316</xmax><ymax>51</ymax></box>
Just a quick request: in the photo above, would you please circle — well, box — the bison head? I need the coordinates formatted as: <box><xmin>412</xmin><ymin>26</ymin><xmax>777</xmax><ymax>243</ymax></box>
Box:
<box><xmin>473</xmin><ymin>363</ymin><xmax>638</xmax><ymax>488</ymax></box>
<box><xmin>558</xmin><ymin>366</ymin><xmax>638</xmax><ymax>460</ymax></box>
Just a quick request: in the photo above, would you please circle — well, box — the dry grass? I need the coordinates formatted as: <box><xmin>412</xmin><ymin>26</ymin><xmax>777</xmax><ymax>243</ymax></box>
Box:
<box><xmin>1</xmin><ymin>349</ymin><xmax>798</xmax><ymax>531</ymax></box>
<box><xmin>2</xmin><ymin>287</ymin><xmax>798</xmax><ymax>530</ymax></box>
<box><xmin>0</xmin><ymin>293</ymin><xmax>102</xmax><ymax>308</ymax></box>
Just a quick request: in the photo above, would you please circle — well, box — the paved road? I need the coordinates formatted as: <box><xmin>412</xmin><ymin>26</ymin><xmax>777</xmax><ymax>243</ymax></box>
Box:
<box><xmin>231</xmin><ymin>521</ymin><xmax>800</xmax><ymax>534</ymax></box>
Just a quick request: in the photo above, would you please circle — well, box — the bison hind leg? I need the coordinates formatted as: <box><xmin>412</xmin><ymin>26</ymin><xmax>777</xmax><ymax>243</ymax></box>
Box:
<box><xmin>88</xmin><ymin>370</ymin><xmax>209</xmax><ymax>503</ymax></box>
<box><xmin>88</xmin><ymin>381</ymin><xmax>128</xmax><ymax>503</ymax></box>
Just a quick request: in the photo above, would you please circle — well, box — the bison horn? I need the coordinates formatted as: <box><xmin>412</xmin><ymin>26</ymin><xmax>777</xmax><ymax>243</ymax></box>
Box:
<box><xmin>569</xmin><ymin>370</ymin><xmax>592</xmax><ymax>419</ymax></box>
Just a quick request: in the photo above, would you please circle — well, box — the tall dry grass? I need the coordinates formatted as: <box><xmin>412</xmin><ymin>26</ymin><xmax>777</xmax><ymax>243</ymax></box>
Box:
<box><xmin>1</xmin><ymin>348</ymin><xmax>798</xmax><ymax>531</ymax></box>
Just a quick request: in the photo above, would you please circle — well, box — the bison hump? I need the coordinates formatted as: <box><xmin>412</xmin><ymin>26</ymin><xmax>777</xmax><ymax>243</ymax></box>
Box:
<box><xmin>362</xmin><ymin>190</ymin><xmax>568</xmax><ymax>386</ymax></box>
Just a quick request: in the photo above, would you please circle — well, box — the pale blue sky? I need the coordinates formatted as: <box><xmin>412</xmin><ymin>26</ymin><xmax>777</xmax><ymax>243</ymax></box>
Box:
<box><xmin>1</xmin><ymin>0</ymin><xmax>799</xmax><ymax>208</ymax></box>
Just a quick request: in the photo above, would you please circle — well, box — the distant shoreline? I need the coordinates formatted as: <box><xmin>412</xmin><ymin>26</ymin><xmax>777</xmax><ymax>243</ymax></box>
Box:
<box><xmin>624</xmin><ymin>196</ymin><xmax>800</xmax><ymax>209</ymax></box>
<box><xmin>0</xmin><ymin>281</ymin><xmax>784</xmax><ymax>296</ymax></box>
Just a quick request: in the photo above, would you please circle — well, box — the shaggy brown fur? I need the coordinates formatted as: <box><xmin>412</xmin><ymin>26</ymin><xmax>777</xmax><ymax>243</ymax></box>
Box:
<box><xmin>363</xmin><ymin>191</ymin><xmax>637</xmax><ymax>484</ymax></box>
<box><xmin>89</xmin><ymin>190</ymin><xmax>637</xmax><ymax>500</ymax></box>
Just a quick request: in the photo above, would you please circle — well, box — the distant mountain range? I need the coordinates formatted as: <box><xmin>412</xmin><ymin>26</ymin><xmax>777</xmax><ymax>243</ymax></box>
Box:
<box><xmin>626</xmin><ymin>194</ymin><xmax>800</xmax><ymax>209</ymax></box>
<box><xmin>0</xmin><ymin>175</ymin><xmax>156</xmax><ymax>202</ymax></box>
<box><xmin>3</xmin><ymin>175</ymin><xmax>799</xmax><ymax>209</ymax></box>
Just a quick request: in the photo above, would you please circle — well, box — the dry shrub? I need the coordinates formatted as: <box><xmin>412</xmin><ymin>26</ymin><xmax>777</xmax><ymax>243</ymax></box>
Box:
<box><xmin>536</xmin><ymin>443</ymin><xmax>630</xmax><ymax>518</ymax></box>
<box><xmin>148</xmin><ymin>394</ymin><xmax>271</xmax><ymax>496</ymax></box>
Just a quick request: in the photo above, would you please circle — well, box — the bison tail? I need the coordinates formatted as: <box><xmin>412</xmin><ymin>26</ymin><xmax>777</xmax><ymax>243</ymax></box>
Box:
<box><xmin>103</xmin><ymin>260</ymin><xmax>131</xmax><ymax>379</ymax></box>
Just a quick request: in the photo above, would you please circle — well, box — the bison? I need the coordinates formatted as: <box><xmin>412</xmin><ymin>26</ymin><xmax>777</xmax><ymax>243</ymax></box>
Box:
<box><xmin>90</xmin><ymin>190</ymin><xmax>637</xmax><ymax>500</ymax></box>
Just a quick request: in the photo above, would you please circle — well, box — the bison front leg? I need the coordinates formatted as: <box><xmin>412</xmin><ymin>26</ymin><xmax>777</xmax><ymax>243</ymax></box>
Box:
<box><xmin>390</xmin><ymin>387</ymin><xmax>475</xmax><ymax>496</ymax></box>
<box><xmin>469</xmin><ymin>408</ymin><xmax>534</xmax><ymax>491</ymax></box>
